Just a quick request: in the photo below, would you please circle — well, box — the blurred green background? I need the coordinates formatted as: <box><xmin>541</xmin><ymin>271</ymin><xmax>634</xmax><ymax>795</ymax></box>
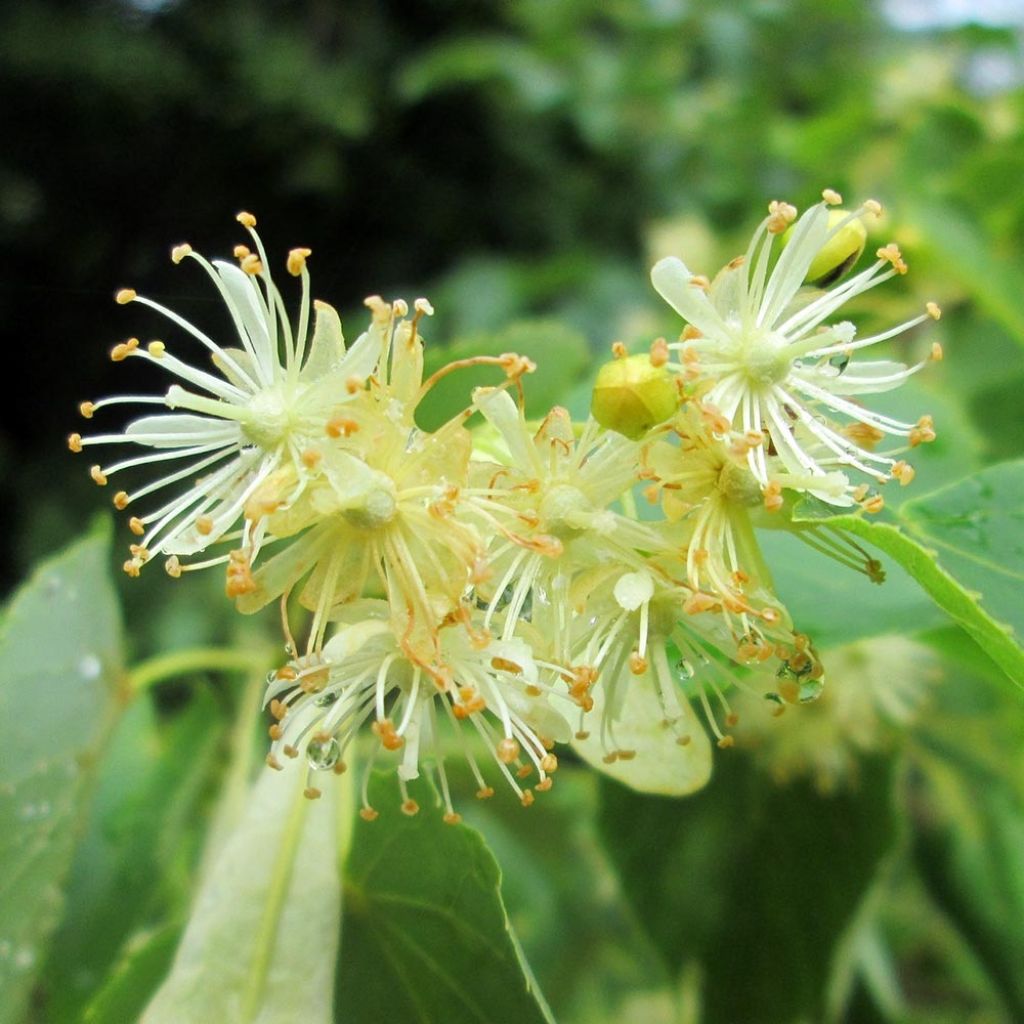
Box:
<box><xmin>3</xmin><ymin>1</ymin><xmax>1024</xmax><ymax>1022</ymax></box>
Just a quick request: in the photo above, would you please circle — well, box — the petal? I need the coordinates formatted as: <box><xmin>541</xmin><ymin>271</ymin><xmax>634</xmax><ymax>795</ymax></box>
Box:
<box><xmin>125</xmin><ymin>414</ymin><xmax>239</xmax><ymax>449</ymax></box>
<box><xmin>651</xmin><ymin>257</ymin><xmax>729</xmax><ymax>337</ymax></box>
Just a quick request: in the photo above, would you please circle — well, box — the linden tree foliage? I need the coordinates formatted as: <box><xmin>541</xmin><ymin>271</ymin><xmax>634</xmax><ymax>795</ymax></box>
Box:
<box><xmin>0</xmin><ymin>528</ymin><xmax>125</xmax><ymax>1024</ymax></box>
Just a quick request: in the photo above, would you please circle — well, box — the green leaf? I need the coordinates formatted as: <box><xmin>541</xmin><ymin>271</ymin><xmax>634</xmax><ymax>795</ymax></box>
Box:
<box><xmin>0</xmin><ymin>529</ymin><xmax>124</xmax><ymax>1023</ymax></box>
<box><xmin>598</xmin><ymin>754</ymin><xmax>899</xmax><ymax>1024</ymax></box>
<box><xmin>336</xmin><ymin>773</ymin><xmax>555</xmax><ymax>1024</ymax></box>
<box><xmin>908</xmin><ymin>732</ymin><xmax>1024</xmax><ymax>1019</ymax></box>
<box><xmin>84</xmin><ymin>924</ymin><xmax>182</xmax><ymax>1024</ymax></box>
<box><xmin>37</xmin><ymin>691</ymin><xmax>226</xmax><ymax>1023</ymax></box>
<box><xmin>140</xmin><ymin>765</ymin><xmax>344</xmax><ymax>1024</ymax></box>
<box><xmin>905</xmin><ymin>199</ymin><xmax>1024</xmax><ymax>349</ymax></box>
<box><xmin>794</xmin><ymin>460</ymin><xmax>1024</xmax><ymax>691</ymax></box>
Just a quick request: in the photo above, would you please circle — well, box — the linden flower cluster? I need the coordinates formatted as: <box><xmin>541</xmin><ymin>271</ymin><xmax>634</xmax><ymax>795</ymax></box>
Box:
<box><xmin>71</xmin><ymin>194</ymin><xmax>941</xmax><ymax>819</ymax></box>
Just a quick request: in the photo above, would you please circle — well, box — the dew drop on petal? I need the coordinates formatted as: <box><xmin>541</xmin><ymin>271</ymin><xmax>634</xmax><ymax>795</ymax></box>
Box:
<box><xmin>307</xmin><ymin>736</ymin><xmax>341</xmax><ymax>770</ymax></box>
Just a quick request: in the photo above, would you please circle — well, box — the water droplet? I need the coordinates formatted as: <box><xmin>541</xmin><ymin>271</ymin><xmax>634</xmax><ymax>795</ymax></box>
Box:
<box><xmin>796</xmin><ymin>676</ymin><xmax>824</xmax><ymax>703</ymax></box>
<box><xmin>675</xmin><ymin>659</ymin><xmax>694</xmax><ymax>684</ymax></box>
<box><xmin>307</xmin><ymin>736</ymin><xmax>341</xmax><ymax>770</ymax></box>
<box><xmin>266</xmin><ymin>669</ymin><xmax>280</xmax><ymax>686</ymax></box>
<box><xmin>78</xmin><ymin>654</ymin><xmax>101</xmax><ymax>680</ymax></box>
<box><xmin>314</xmin><ymin>690</ymin><xmax>339</xmax><ymax>708</ymax></box>
<box><xmin>284</xmin><ymin>641</ymin><xmax>297</xmax><ymax>657</ymax></box>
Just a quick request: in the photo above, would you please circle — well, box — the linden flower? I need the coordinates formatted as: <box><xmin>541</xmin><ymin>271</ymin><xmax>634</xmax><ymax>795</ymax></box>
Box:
<box><xmin>69</xmin><ymin>213</ymin><xmax>381</xmax><ymax>578</ymax></box>
<box><xmin>467</xmin><ymin>387</ymin><xmax>665</xmax><ymax>661</ymax></box>
<box><xmin>238</xmin><ymin>298</ymin><xmax>534</xmax><ymax>661</ymax></box>
<box><xmin>651</xmin><ymin>191</ymin><xmax>942</xmax><ymax>506</ymax></box>
<box><xmin>263</xmin><ymin>602</ymin><xmax>569</xmax><ymax>819</ymax></box>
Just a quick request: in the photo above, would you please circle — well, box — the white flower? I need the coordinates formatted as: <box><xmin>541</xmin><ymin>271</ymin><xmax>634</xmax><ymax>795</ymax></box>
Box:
<box><xmin>69</xmin><ymin>213</ymin><xmax>381</xmax><ymax>579</ymax></box>
<box><xmin>651</xmin><ymin>192</ymin><xmax>942</xmax><ymax>505</ymax></box>
<box><xmin>262</xmin><ymin>603</ymin><xmax>570</xmax><ymax>819</ymax></box>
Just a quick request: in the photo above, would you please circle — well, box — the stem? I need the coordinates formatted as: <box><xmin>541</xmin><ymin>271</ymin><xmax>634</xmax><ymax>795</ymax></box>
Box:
<box><xmin>128</xmin><ymin>646</ymin><xmax>271</xmax><ymax>694</ymax></box>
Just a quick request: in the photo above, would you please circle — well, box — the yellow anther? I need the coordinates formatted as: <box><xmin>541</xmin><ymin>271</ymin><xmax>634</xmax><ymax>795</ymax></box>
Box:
<box><xmin>240</xmin><ymin>253</ymin><xmax>263</xmax><ymax>276</ymax></box>
<box><xmin>171</xmin><ymin>243</ymin><xmax>192</xmax><ymax>264</ymax></box>
<box><xmin>476</xmin><ymin>786</ymin><xmax>495</xmax><ymax>800</ymax></box>
<box><xmin>401</xmin><ymin>799</ymin><xmax>420</xmax><ymax>816</ymax></box>
<box><xmin>822</xmin><ymin>188</ymin><xmax>843</xmax><ymax>205</ymax></box>
<box><xmin>891</xmin><ymin>460</ymin><xmax>915</xmax><ymax>486</ymax></box>
<box><xmin>122</xmin><ymin>559</ymin><xmax>141</xmax><ymax>578</ymax></box>
<box><xmin>520</xmin><ymin>790</ymin><xmax>535</xmax><ymax>808</ymax></box>
<box><xmin>345</xmin><ymin>375</ymin><xmax>365</xmax><ymax>395</ymax></box>
<box><xmin>767</xmin><ymin>200</ymin><xmax>798</xmax><ymax>233</ymax></box>
<box><xmin>717</xmin><ymin>735</ymin><xmax>735</xmax><ymax>749</ymax></box>
<box><xmin>862</xmin><ymin>494</ymin><xmax>885</xmax><ymax>514</ymax></box>
<box><xmin>909</xmin><ymin>414</ymin><xmax>936</xmax><ymax>447</ymax></box>
<box><xmin>539</xmin><ymin>753</ymin><xmax>558</xmax><ymax>774</ymax></box>
<box><xmin>762</xmin><ymin>606</ymin><xmax>782</xmax><ymax>625</ymax></box>
<box><xmin>110</xmin><ymin>338</ymin><xmax>140</xmax><ymax>362</ymax></box>
<box><xmin>301</xmin><ymin>448</ymin><xmax>322</xmax><ymax>468</ymax></box>
<box><xmin>113</xmin><ymin>490</ymin><xmax>129</xmax><ymax>509</ymax></box>
<box><xmin>303</xmin><ymin>787</ymin><xmax>322</xmax><ymax>801</ymax></box>
<box><xmin>115</xmin><ymin>288</ymin><xmax>136</xmax><ymax>305</ymax></box>
<box><xmin>497</xmin><ymin>737</ymin><xmax>520</xmax><ymax>764</ymax></box>
<box><xmin>629</xmin><ymin>652</ymin><xmax>648</xmax><ymax>675</ymax></box>
<box><xmin>128</xmin><ymin>516</ymin><xmax>145</xmax><ymax>536</ymax></box>
<box><xmin>864</xmin><ymin>199</ymin><xmax>883</xmax><ymax>217</ymax></box>
<box><xmin>926</xmin><ymin>301</ymin><xmax>942</xmax><ymax>320</ymax></box>
<box><xmin>236</xmin><ymin>211</ymin><xmax>257</xmax><ymax>228</ymax></box>
<box><xmin>683</xmin><ymin>591</ymin><xmax>718</xmax><ymax>615</ymax></box>
<box><xmin>763</xmin><ymin>480</ymin><xmax>783</xmax><ymax>512</ymax></box>
<box><xmin>611</xmin><ymin>340</ymin><xmax>628</xmax><ymax>359</ymax></box>
<box><xmin>287</xmin><ymin>247</ymin><xmax>312</xmax><ymax>276</ymax></box>
<box><xmin>233</xmin><ymin>244</ymin><xmax>250</xmax><ymax>259</ymax></box>
<box><xmin>876</xmin><ymin>243</ymin><xmax>908</xmax><ymax>274</ymax></box>
<box><xmin>147</xmin><ymin>340</ymin><xmax>166</xmax><ymax>358</ymax></box>
<box><xmin>196</xmin><ymin>515</ymin><xmax>214</xmax><ymax>535</ymax></box>
<box><xmin>681</xmin><ymin>324</ymin><xmax>702</xmax><ymax>341</ymax></box>
<box><xmin>79</xmin><ymin>401</ymin><xmax>95</xmax><ymax>419</ymax></box>
<box><xmin>90</xmin><ymin>465</ymin><xmax>107</xmax><ymax>486</ymax></box>
<box><xmin>414</xmin><ymin>297</ymin><xmax>434</xmax><ymax>315</ymax></box>
<box><xmin>649</xmin><ymin>336</ymin><xmax>669</xmax><ymax>367</ymax></box>
<box><xmin>164</xmin><ymin>556</ymin><xmax>182</xmax><ymax>578</ymax></box>
<box><xmin>443</xmin><ymin>812</ymin><xmax>462</xmax><ymax>825</ymax></box>
<box><xmin>265</xmin><ymin>754</ymin><xmax>283</xmax><ymax>771</ymax></box>
<box><xmin>67</xmin><ymin>433</ymin><xmax>83</xmax><ymax>453</ymax></box>
<box><xmin>930</xmin><ymin>342</ymin><xmax>943</xmax><ymax>361</ymax></box>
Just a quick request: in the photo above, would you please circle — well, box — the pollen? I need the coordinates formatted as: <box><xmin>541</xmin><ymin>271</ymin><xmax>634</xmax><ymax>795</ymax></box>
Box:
<box><xmin>822</xmin><ymin>188</ymin><xmax>842</xmax><ymax>205</ymax></box>
<box><xmin>287</xmin><ymin>247</ymin><xmax>312</xmax><ymax>277</ymax></box>
<box><xmin>497</xmin><ymin>737</ymin><xmax>520</xmax><ymax>764</ymax></box>
<box><xmin>170</xmin><ymin>243</ymin><xmax>192</xmax><ymax>264</ymax></box>
<box><xmin>147</xmin><ymin>341</ymin><xmax>166</xmax><ymax>358</ymax></box>
<box><xmin>115</xmin><ymin>288</ymin><xmax>136</xmax><ymax>305</ymax></box>
<box><xmin>79</xmin><ymin>401</ymin><xmax>95</xmax><ymax>419</ymax></box>
<box><xmin>113</xmin><ymin>490</ymin><xmax>129</xmax><ymax>509</ymax></box>
<box><xmin>67</xmin><ymin>433</ymin><xmax>83</xmax><ymax>453</ymax></box>
<box><xmin>876</xmin><ymin>243</ymin><xmax>908</xmax><ymax>274</ymax></box>
<box><xmin>129</xmin><ymin>516</ymin><xmax>145</xmax><ymax>536</ymax></box>
<box><xmin>240</xmin><ymin>253</ymin><xmax>263</xmax><ymax>276</ymax></box>
<box><xmin>110</xmin><ymin>338</ymin><xmax>140</xmax><ymax>362</ymax></box>
<box><xmin>236</xmin><ymin>211</ymin><xmax>257</xmax><ymax>228</ymax></box>
<box><xmin>164</xmin><ymin>556</ymin><xmax>182</xmax><ymax>578</ymax></box>
<box><xmin>89</xmin><ymin>465</ymin><xmax>107</xmax><ymax>485</ymax></box>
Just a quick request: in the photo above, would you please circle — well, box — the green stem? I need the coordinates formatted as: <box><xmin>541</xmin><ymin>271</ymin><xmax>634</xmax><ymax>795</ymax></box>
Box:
<box><xmin>127</xmin><ymin>646</ymin><xmax>271</xmax><ymax>694</ymax></box>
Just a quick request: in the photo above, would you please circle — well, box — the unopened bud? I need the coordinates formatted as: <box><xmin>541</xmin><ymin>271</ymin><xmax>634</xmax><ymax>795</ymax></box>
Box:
<box><xmin>591</xmin><ymin>354</ymin><xmax>677</xmax><ymax>440</ymax></box>
<box><xmin>785</xmin><ymin>209</ymin><xmax>867</xmax><ymax>287</ymax></box>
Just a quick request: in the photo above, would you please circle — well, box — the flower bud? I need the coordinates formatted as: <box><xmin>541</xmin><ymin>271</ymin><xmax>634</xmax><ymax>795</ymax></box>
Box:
<box><xmin>591</xmin><ymin>354</ymin><xmax>677</xmax><ymax>440</ymax></box>
<box><xmin>785</xmin><ymin>209</ymin><xmax>867</xmax><ymax>287</ymax></box>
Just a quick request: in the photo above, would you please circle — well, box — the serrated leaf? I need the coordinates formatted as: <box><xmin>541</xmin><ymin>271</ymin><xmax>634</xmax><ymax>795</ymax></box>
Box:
<box><xmin>336</xmin><ymin>773</ymin><xmax>555</xmax><ymax>1024</ymax></box>
<box><xmin>140</xmin><ymin>765</ymin><xmax>343</xmax><ymax>1024</ymax></box>
<box><xmin>0</xmin><ymin>530</ymin><xmax>124</xmax><ymax>1022</ymax></box>
<box><xmin>793</xmin><ymin>460</ymin><xmax>1024</xmax><ymax>691</ymax></box>
<box><xmin>598</xmin><ymin>754</ymin><xmax>898</xmax><ymax>1024</ymax></box>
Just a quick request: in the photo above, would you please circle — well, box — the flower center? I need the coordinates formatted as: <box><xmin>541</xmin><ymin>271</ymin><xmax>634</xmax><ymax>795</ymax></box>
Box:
<box><xmin>540</xmin><ymin>483</ymin><xmax>591</xmax><ymax>539</ymax></box>
<box><xmin>241</xmin><ymin>384</ymin><xmax>306</xmax><ymax>448</ymax></box>
<box><xmin>741</xmin><ymin>331</ymin><xmax>791</xmax><ymax>388</ymax></box>
<box><xmin>717</xmin><ymin>461</ymin><xmax>762</xmax><ymax>507</ymax></box>
<box><xmin>342</xmin><ymin>481</ymin><xmax>398</xmax><ymax>530</ymax></box>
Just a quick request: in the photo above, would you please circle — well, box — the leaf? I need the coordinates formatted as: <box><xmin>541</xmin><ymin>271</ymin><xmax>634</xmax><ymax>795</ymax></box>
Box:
<box><xmin>37</xmin><ymin>691</ymin><xmax>226</xmax><ymax>1024</ymax></box>
<box><xmin>0</xmin><ymin>528</ymin><xmax>124</xmax><ymax>1023</ymax></box>
<box><xmin>140</xmin><ymin>764</ymin><xmax>344</xmax><ymax>1024</ymax></box>
<box><xmin>908</xmin><ymin>732</ymin><xmax>1024</xmax><ymax>1018</ymax></box>
<box><xmin>905</xmin><ymin>198</ymin><xmax>1024</xmax><ymax>349</ymax></box>
<box><xmin>794</xmin><ymin>460</ymin><xmax>1024</xmax><ymax>691</ymax></box>
<box><xmin>336</xmin><ymin>773</ymin><xmax>555</xmax><ymax>1024</ymax></box>
<box><xmin>84</xmin><ymin>924</ymin><xmax>182</xmax><ymax>1024</ymax></box>
<box><xmin>598</xmin><ymin>754</ymin><xmax>899</xmax><ymax>1024</ymax></box>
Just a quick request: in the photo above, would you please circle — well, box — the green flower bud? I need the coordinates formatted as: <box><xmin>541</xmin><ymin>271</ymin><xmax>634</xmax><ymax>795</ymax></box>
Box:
<box><xmin>591</xmin><ymin>354</ymin><xmax>677</xmax><ymax>440</ymax></box>
<box><xmin>786</xmin><ymin>209</ymin><xmax>867</xmax><ymax>287</ymax></box>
